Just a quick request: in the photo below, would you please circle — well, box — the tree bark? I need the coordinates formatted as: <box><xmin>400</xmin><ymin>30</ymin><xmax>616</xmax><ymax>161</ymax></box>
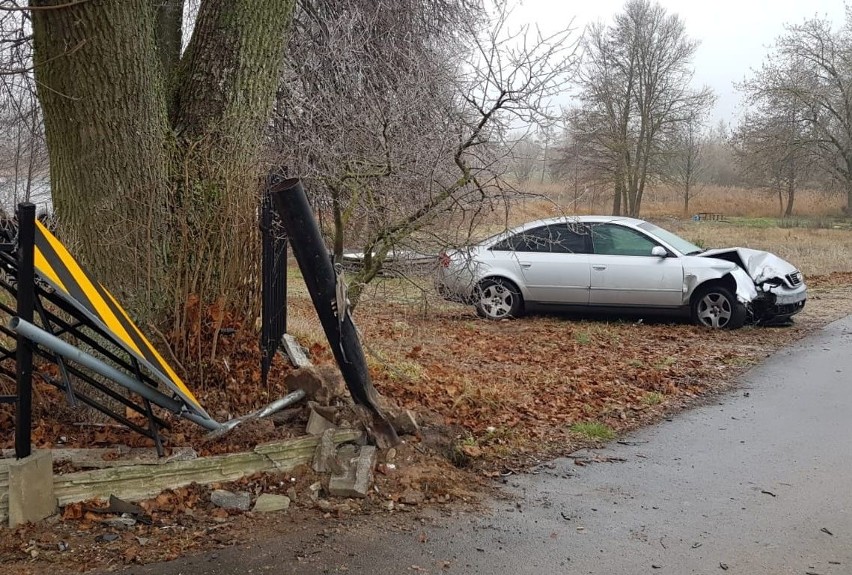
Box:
<box><xmin>167</xmin><ymin>0</ymin><xmax>293</xmax><ymax>355</ymax></box>
<box><xmin>31</xmin><ymin>0</ymin><xmax>171</xmax><ymax>311</ymax></box>
<box><xmin>784</xmin><ymin>180</ymin><xmax>795</xmax><ymax>217</ymax></box>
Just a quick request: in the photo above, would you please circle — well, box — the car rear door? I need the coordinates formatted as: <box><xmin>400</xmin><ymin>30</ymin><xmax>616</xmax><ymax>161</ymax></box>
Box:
<box><xmin>588</xmin><ymin>223</ymin><xmax>684</xmax><ymax>307</ymax></box>
<box><xmin>491</xmin><ymin>223</ymin><xmax>591</xmax><ymax>304</ymax></box>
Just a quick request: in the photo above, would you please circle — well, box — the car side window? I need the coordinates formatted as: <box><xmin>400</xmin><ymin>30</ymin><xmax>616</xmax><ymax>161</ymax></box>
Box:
<box><xmin>492</xmin><ymin>224</ymin><xmax>589</xmax><ymax>254</ymax></box>
<box><xmin>592</xmin><ymin>223</ymin><xmax>659</xmax><ymax>256</ymax></box>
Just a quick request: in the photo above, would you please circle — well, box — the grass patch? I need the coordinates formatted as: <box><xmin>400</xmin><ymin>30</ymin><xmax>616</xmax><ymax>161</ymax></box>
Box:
<box><xmin>575</xmin><ymin>331</ymin><xmax>592</xmax><ymax>345</ymax></box>
<box><xmin>366</xmin><ymin>350</ymin><xmax>425</xmax><ymax>382</ymax></box>
<box><xmin>722</xmin><ymin>355</ymin><xmax>755</xmax><ymax>367</ymax></box>
<box><xmin>654</xmin><ymin>356</ymin><xmax>677</xmax><ymax>369</ymax></box>
<box><xmin>570</xmin><ymin>421</ymin><xmax>615</xmax><ymax>441</ymax></box>
<box><xmin>643</xmin><ymin>391</ymin><xmax>665</xmax><ymax>406</ymax></box>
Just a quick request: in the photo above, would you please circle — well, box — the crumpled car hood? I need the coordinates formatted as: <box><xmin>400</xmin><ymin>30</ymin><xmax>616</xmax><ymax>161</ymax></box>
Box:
<box><xmin>698</xmin><ymin>247</ymin><xmax>798</xmax><ymax>284</ymax></box>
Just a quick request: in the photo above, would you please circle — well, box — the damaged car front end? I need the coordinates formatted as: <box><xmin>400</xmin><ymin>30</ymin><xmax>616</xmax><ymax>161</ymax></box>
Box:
<box><xmin>699</xmin><ymin>247</ymin><xmax>807</xmax><ymax>324</ymax></box>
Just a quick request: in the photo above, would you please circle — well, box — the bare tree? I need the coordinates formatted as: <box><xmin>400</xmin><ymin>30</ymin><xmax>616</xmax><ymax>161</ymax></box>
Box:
<box><xmin>275</xmin><ymin>1</ymin><xmax>578</xmax><ymax>308</ymax></box>
<box><xmin>508</xmin><ymin>133</ymin><xmax>542</xmax><ymax>183</ymax></box>
<box><xmin>568</xmin><ymin>0</ymin><xmax>713</xmax><ymax>217</ymax></box>
<box><xmin>0</xmin><ymin>5</ymin><xmax>49</xmax><ymax>214</ymax></box>
<box><xmin>733</xmin><ymin>65</ymin><xmax>817</xmax><ymax>217</ymax></box>
<box><xmin>736</xmin><ymin>11</ymin><xmax>852</xmax><ymax>215</ymax></box>
<box><xmin>662</xmin><ymin>109</ymin><xmax>709</xmax><ymax>216</ymax></box>
<box><xmin>701</xmin><ymin>120</ymin><xmax>740</xmax><ymax>187</ymax></box>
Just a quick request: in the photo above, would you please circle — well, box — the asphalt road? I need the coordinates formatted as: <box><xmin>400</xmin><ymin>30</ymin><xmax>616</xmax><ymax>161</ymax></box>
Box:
<box><xmin>127</xmin><ymin>315</ymin><xmax>852</xmax><ymax>575</ymax></box>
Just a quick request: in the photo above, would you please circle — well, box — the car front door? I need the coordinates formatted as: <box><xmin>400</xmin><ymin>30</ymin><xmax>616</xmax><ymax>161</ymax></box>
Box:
<box><xmin>491</xmin><ymin>223</ymin><xmax>591</xmax><ymax>304</ymax></box>
<box><xmin>589</xmin><ymin>223</ymin><xmax>684</xmax><ymax>307</ymax></box>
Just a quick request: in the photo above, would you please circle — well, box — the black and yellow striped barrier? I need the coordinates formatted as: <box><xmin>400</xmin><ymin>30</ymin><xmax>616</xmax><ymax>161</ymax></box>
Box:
<box><xmin>32</xmin><ymin>221</ymin><xmax>210</xmax><ymax>422</ymax></box>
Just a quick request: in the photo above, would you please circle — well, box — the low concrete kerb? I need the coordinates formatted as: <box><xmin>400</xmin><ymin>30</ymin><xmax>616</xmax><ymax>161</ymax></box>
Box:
<box><xmin>0</xmin><ymin>429</ymin><xmax>365</xmax><ymax>528</ymax></box>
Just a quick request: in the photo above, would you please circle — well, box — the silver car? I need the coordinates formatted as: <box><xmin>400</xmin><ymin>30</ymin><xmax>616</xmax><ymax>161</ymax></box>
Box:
<box><xmin>436</xmin><ymin>216</ymin><xmax>807</xmax><ymax>329</ymax></box>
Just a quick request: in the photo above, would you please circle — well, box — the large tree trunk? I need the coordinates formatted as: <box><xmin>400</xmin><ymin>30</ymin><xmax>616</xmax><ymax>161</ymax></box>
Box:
<box><xmin>612</xmin><ymin>172</ymin><xmax>623</xmax><ymax>216</ymax></box>
<box><xmin>167</xmin><ymin>0</ymin><xmax>292</xmax><ymax>358</ymax></box>
<box><xmin>31</xmin><ymin>0</ymin><xmax>294</xmax><ymax>377</ymax></box>
<box><xmin>31</xmin><ymin>0</ymin><xmax>171</xmax><ymax>313</ymax></box>
<box><xmin>784</xmin><ymin>179</ymin><xmax>795</xmax><ymax>217</ymax></box>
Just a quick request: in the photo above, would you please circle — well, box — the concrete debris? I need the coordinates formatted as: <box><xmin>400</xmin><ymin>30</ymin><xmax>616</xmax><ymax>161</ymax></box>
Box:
<box><xmin>312</xmin><ymin>428</ymin><xmax>343</xmax><ymax>473</ymax></box>
<box><xmin>281</xmin><ymin>334</ymin><xmax>311</xmax><ymax>368</ymax></box>
<box><xmin>328</xmin><ymin>445</ymin><xmax>377</xmax><ymax>498</ymax></box>
<box><xmin>307</xmin><ymin>401</ymin><xmax>339</xmax><ymax>423</ymax></box>
<box><xmin>337</xmin><ymin>444</ymin><xmax>358</xmax><ymax>463</ymax></box>
<box><xmin>252</xmin><ymin>494</ymin><xmax>291</xmax><ymax>513</ymax></box>
<box><xmin>210</xmin><ymin>489</ymin><xmax>251</xmax><ymax>511</ymax></box>
<box><xmin>8</xmin><ymin>450</ymin><xmax>57</xmax><ymax>528</ymax></box>
<box><xmin>307</xmin><ymin>481</ymin><xmax>322</xmax><ymax>502</ymax></box>
<box><xmin>285</xmin><ymin>365</ymin><xmax>347</xmax><ymax>405</ymax></box>
<box><xmin>102</xmin><ymin>514</ymin><xmax>137</xmax><ymax>528</ymax></box>
<box><xmin>96</xmin><ymin>533</ymin><xmax>120</xmax><ymax>543</ymax></box>
<box><xmin>315</xmin><ymin>365</ymin><xmax>351</xmax><ymax>403</ymax></box>
<box><xmin>284</xmin><ymin>366</ymin><xmax>326</xmax><ymax>398</ymax></box>
<box><xmin>305</xmin><ymin>409</ymin><xmax>336</xmax><ymax>436</ymax></box>
<box><xmin>286</xmin><ymin>487</ymin><xmax>298</xmax><ymax>502</ymax></box>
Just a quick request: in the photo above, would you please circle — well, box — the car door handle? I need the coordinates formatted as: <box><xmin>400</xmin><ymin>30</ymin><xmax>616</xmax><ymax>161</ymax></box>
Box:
<box><xmin>520</xmin><ymin>263</ymin><xmax>532</xmax><ymax>268</ymax></box>
<box><xmin>592</xmin><ymin>265</ymin><xmax>606</xmax><ymax>271</ymax></box>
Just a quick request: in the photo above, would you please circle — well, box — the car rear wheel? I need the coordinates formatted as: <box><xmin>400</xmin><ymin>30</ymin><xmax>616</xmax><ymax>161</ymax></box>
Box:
<box><xmin>474</xmin><ymin>278</ymin><xmax>523</xmax><ymax>320</ymax></box>
<box><xmin>691</xmin><ymin>284</ymin><xmax>746</xmax><ymax>329</ymax></box>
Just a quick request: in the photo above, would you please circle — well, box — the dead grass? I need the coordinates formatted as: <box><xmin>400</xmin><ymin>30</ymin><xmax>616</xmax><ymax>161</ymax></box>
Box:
<box><xmin>659</xmin><ymin>221</ymin><xmax>852</xmax><ymax>276</ymax></box>
<box><xmin>514</xmin><ymin>182</ymin><xmax>846</xmax><ymax>219</ymax></box>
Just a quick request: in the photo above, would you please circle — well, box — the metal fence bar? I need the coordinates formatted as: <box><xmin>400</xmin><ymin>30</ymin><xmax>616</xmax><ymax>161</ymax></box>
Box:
<box><xmin>260</xmin><ymin>183</ymin><xmax>288</xmax><ymax>386</ymax></box>
<box><xmin>15</xmin><ymin>202</ymin><xmax>35</xmax><ymax>459</ymax></box>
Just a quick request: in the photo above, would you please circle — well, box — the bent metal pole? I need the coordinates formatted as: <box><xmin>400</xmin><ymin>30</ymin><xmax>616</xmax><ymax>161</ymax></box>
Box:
<box><xmin>7</xmin><ymin>316</ymin><xmax>222</xmax><ymax>431</ymax></box>
<box><xmin>267</xmin><ymin>177</ymin><xmax>399</xmax><ymax>448</ymax></box>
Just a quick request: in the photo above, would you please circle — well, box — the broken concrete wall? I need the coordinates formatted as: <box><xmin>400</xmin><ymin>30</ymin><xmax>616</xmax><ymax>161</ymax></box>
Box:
<box><xmin>0</xmin><ymin>429</ymin><xmax>363</xmax><ymax>526</ymax></box>
<box><xmin>0</xmin><ymin>459</ymin><xmax>8</xmax><ymax>525</ymax></box>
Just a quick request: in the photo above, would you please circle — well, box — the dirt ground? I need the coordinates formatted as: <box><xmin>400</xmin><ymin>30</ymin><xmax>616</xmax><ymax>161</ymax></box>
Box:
<box><xmin>2</xmin><ymin>272</ymin><xmax>852</xmax><ymax>574</ymax></box>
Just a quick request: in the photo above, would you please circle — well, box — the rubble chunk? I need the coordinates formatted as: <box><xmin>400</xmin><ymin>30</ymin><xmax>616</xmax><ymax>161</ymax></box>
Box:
<box><xmin>306</xmin><ymin>409</ymin><xmax>336</xmax><ymax>435</ymax></box>
<box><xmin>328</xmin><ymin>446</ymin><xmax>377</xmax><ymax>498</ymax></box>
<box><xmin>210</xmin><ymin>489</ymin><xmax>251</xmax><ymax>511</ymax></box>
<box><xmin>252</xmin><ymin>494</ymin><xmax>291</xmax><ymax>513</ymax></box>
<box><xmin>312</xmin><ymin>428</ymin><xmax>343</xmax><ymax>473</ymax></box>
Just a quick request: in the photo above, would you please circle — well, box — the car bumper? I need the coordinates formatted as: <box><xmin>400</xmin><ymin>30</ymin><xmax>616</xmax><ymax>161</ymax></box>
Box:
<box><xmin>752</xmin><ymin>284</ymin><xmax>807</xmax><ymax>321</ymax></box>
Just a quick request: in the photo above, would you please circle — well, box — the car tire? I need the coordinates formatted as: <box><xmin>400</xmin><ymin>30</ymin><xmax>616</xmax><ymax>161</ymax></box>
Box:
<box><xmin>691</xmin><ymin>284</ymin><xmax>746</xmax><ymax>329</ymax></box>
<box><xmin>474</xmin><ymin>278</ymin><xmax>523</xmax><ymax>320</ymax></box>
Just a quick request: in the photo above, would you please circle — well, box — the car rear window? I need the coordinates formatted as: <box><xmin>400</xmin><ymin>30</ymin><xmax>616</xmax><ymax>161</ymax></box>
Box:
<box><xmin>492</xmin><ymin>224</ymin><xmax>590</xmax><ymax>253</ymax></box>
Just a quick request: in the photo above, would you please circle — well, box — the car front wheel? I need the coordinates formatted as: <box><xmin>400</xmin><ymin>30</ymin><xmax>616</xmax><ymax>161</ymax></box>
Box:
<box><xmin>474</xmin><ymin>278</ymin><xmax>523</xmax><ymax>320</ymax></box>
<box><xmin>691</xmin><ymin>284</ymin><xmax>746</xmax><ymax>329</ymax></box>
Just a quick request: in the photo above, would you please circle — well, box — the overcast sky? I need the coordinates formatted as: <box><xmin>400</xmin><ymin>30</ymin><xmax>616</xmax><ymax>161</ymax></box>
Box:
<box><xmin>511</xmin><ymin>0</ymin><xmax>848</xmax><ymax>124</ymax></box>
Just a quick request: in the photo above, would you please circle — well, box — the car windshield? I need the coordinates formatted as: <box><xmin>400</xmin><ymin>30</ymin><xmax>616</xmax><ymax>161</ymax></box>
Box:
<box><xmin>638</xmin><ymin>222</ymin><xmax>704</xmax><ymax>255</ymax></box>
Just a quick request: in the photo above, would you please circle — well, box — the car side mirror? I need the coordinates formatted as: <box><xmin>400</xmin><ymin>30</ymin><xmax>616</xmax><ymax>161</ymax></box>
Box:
<box><xmin>651</xmin><ymin>246</ymin><xmax>668</xmax><ymax>258</ymax></box>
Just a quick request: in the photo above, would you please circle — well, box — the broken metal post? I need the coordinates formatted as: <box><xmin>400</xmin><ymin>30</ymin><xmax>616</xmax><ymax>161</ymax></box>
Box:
<box><xmin>15</xmin><ymin>202</ymin><xmax>35</xmax><ymax>459</ymax></box>
<box><xmin>267</xmin><ymin>177</ymin><xmax>399</xmax><ymax>448</ymax></box>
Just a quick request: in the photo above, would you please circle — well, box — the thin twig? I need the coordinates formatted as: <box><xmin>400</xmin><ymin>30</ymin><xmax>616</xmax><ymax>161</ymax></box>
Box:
<box><xmin>146</xmin><ymin>322</ymin><xmax>188</xmax><ymax>378</ymax></box>
<box><xmin>0</xmin><ymin>0</ymin><xmax>92</xmax><ymax>12</ymax></box>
